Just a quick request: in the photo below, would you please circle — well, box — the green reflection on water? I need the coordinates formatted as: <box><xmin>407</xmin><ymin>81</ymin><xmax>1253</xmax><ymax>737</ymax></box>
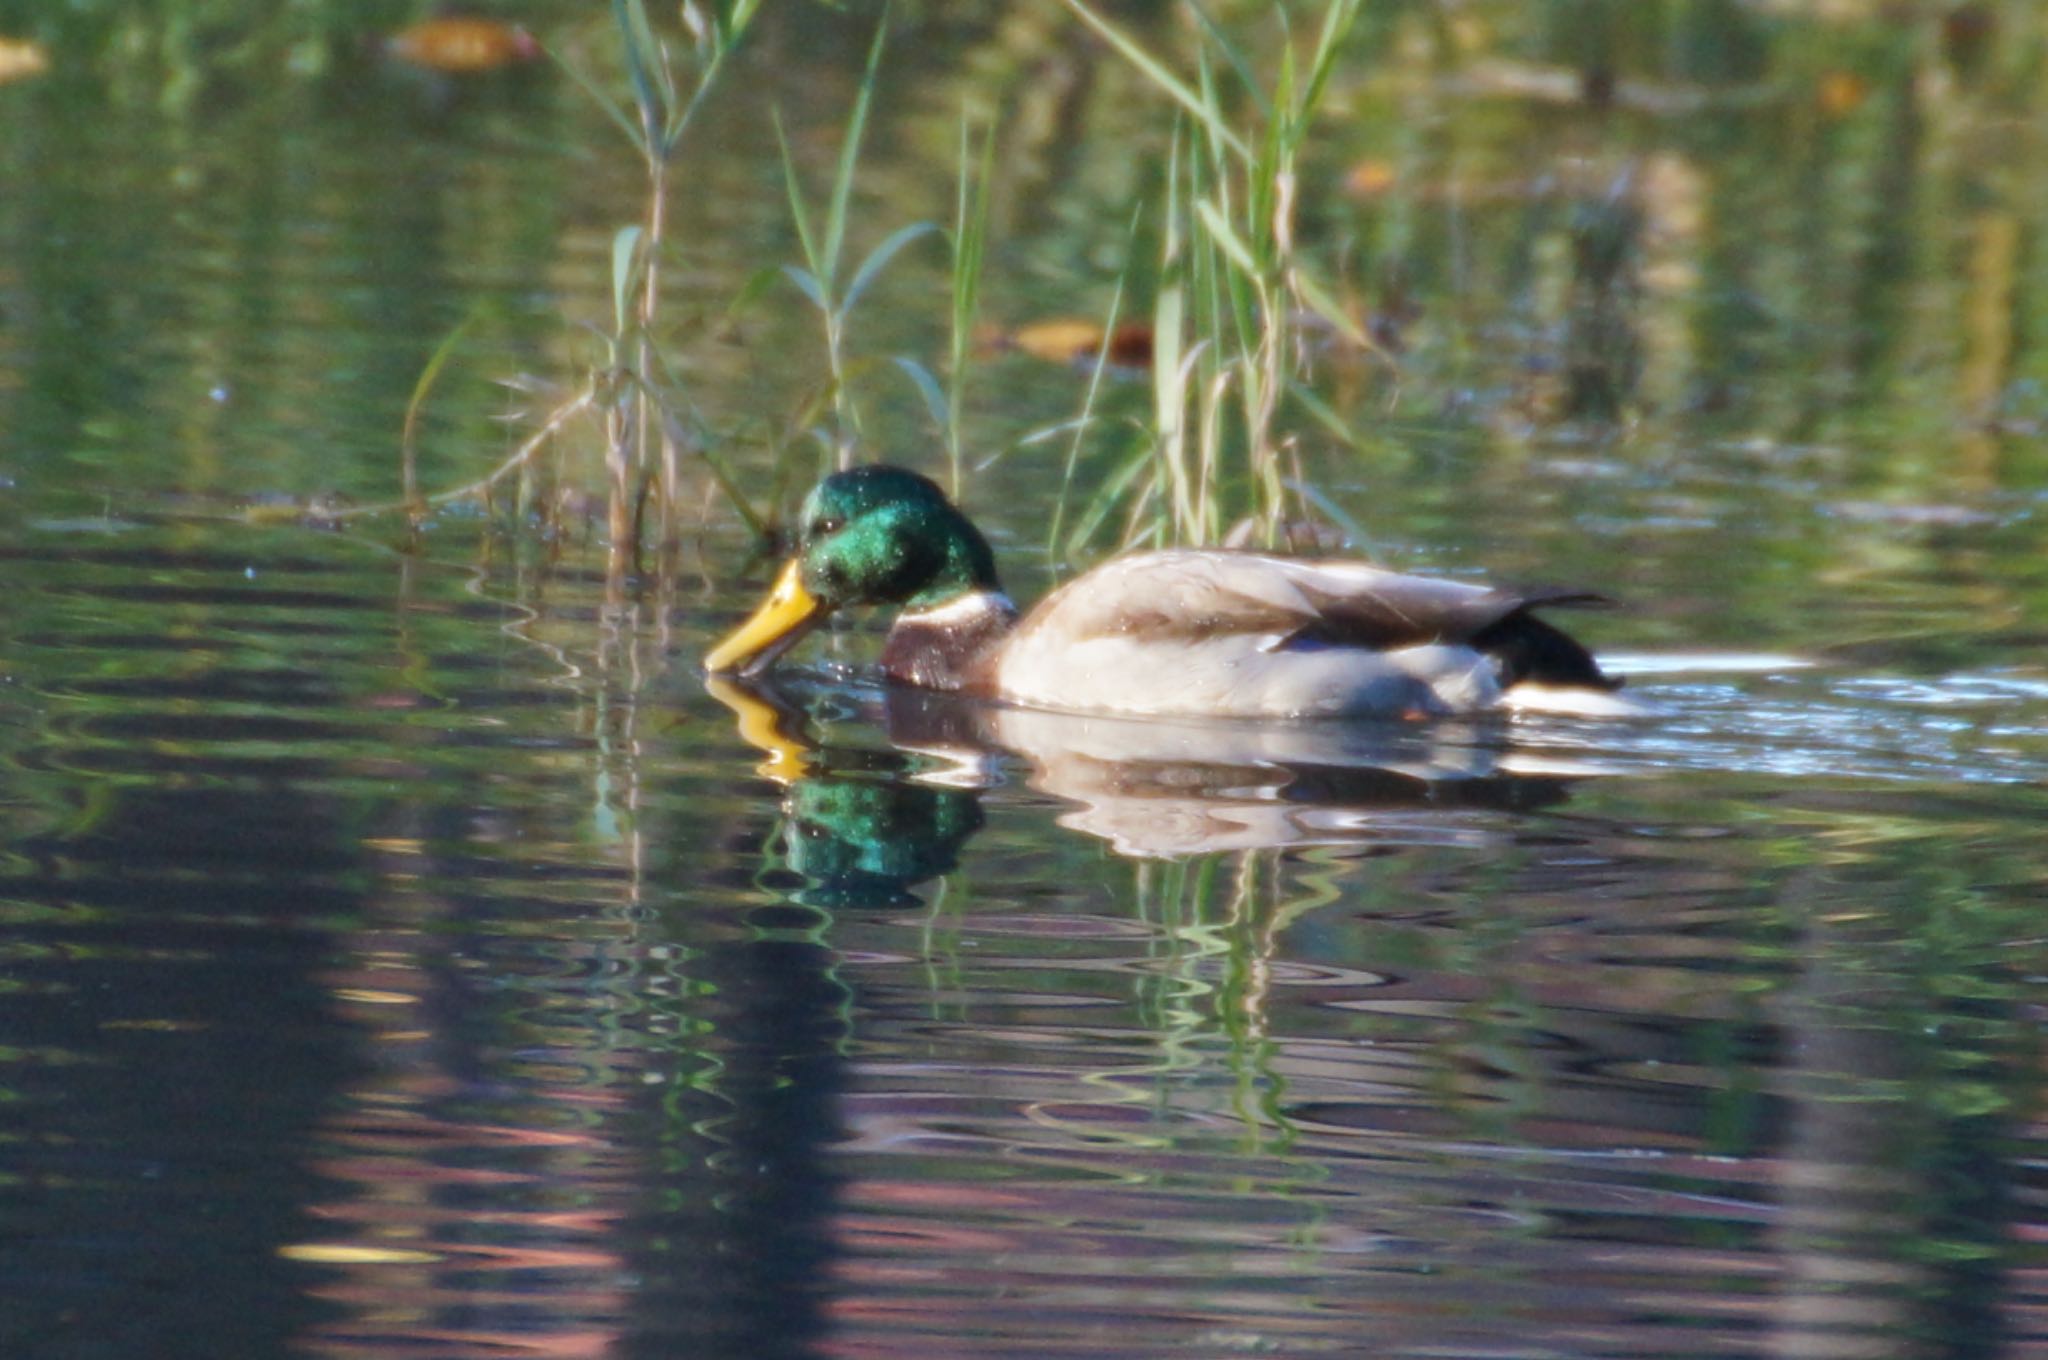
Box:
<box><xmin>3</xmin><ymin>5</ymin><xmax>2048</xmax><ymax>1357</ymax></box>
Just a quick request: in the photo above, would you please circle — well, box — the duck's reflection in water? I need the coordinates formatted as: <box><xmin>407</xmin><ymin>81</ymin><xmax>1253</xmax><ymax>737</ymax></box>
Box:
<box><xmin>702</xmin><ymin>678</ymin><xmax>2005</xmax><ymax>1360</ymax></box>
<box><xmin>709</xmin><ymin>672</ymin><xmax>1604</xmax><ymax>866</ymax></box>
<box><xmin>780</xmin><ymin>774</ymin><xmax>986</xmax><ymax>906</ymax></box>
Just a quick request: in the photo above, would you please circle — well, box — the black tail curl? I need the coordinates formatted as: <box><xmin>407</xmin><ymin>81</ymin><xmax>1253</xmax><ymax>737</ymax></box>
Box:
<box><xmin>1472</xmin><ymin>596</ymin><xmax>1622</xmax><ymax>691</ymax></box>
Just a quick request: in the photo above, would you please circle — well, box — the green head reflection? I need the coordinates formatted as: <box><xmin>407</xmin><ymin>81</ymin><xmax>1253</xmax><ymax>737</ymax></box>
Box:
<box><xmin>781</xmin><ymin>776</ymin><xmax>983</xmax><ymax>908</ymax></box>
<box><xmin>708</xmin><ymin>674</ymin><xmax>986</xmax><ymax>908</ymax></box>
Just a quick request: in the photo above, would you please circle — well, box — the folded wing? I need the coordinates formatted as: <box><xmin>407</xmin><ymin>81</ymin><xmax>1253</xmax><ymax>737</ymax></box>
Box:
<box><xmin>1024</xmin><ymin>550</ymin><xmax>1618</xmax><ymax>691</ymax></box>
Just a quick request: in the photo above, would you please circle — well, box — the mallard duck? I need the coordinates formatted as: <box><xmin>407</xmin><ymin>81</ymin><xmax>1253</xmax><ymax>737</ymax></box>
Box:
<box><xmin>705</xmin><ymin>465</ymin><xmax>1630</xmax><ymax>719</ymax></box>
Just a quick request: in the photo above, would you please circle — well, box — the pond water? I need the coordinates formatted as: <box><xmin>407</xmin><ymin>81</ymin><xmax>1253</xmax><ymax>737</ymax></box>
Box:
<box><xmin>4</xmin><ymin>5</ymin><xmax>2048</xmax><ymax>1359</ymax></box>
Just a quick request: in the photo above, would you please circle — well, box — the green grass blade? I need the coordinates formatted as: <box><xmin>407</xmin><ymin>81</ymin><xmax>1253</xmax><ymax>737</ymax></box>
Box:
<box><xmin>1151</xmin><ymin>124</ymin><xmax>1187</xmax><ymax>488</ymax></box>
<box><xmin>1047</xmin><ymin>247</ymin><xmax>1133</xmax><ymax>557</ymax></box>
<box><xmin>724</xmin><ymin>0</ymin><xmax>764</xmax><ymax>41</ymax></box>
<box><xmin>891</xmin><ymin>356</ymin><xmax>950</xmax><ymax>434</ymax></box>
<box><xmin>644</xmin><ymin>400</ymin><xmax>767</xmax><ymax>539</ymax></box>
<box><xmin>1185</xmin><ymin>2</ymin><xmax>1272</xmax><ymax>120</ymax></box>
<box><xmin>624</xmin><ymin>348</ymin><xmax>767</xmax><ymax>536</ymax></box>
<box><xmin>401</xmin><ymin>310</ymin><xmax>481</xmax><ymax>516</ymax></box>
<box><xmin>614</xmin><ymin>0</ymin><xmax>665</xmax><ymax>141</ymax></box>
<box><xmin>1192</xmin><ymin>40</ymin><xmax>1234</xmax><ymax>167</ymax></box>
<box><xmin>611</xmin><ymin>225</ymin><xmax>645</xmax><ymax>336</ymax></box>
<box><xmin>949</xmin><ymin>120</ymin><xmax>993</xmax><ymax>335</ymax></box>
<box><xmin>664</xmin><ymin>0</ymin><xmax>762</xmax><ymax>155</ymax></box>
<box><xmin>781</xmin><ymin>264</ymin><xmax>829</xmax><ymax>312</ymax></box>
<box><xmin>1301</xmin><ymin>0</ymin><xmax>1364</xmax><ymax>120</ymax></box>
<box><xmin>844</xmin><ymin>220</ymin><xmax>939</xmax><ymax>316</ymax></box>
<box><xmin>1194</xmin><ymin>198</ymin><xmax>1259</xmax><ymax>276</ymax></box>
<box><xmin>824</xmin><ymin>11</ymin><xmax>890</xmax><ymax>288</ymax></box>
<box><xmin>1252</xmin><ymin>39</ymin><xmax>1292</xmax><ymax>254</ymax></box>
<box><xmin>1064</xmin><ymin>440</ymin><xmax>1155</xmax><ymax>559</ymax></box>
<box><xmin>1058</xmin><ymin>0</ymin><xmax>1249</xmax><ymax>161</ymax></box>
<box><xmin>772</xmin><ymin>109</ymin><xmax>823</xmax><ymax>280</ymax></box>
<box><xmin>546</xmin><ymin>44</ymin><xmax>646</xmax><ymax>152</ymax></box>
<box><xmin>946</xmin><ymin>116</ymin><xmax>995</xmax><ymax>490</ymax></box>
<box><xmin>723</xmin><ymin>263</ymin><xmax>785</xmax><ymax>323</ymax></box>
<box><xmin>1292</xmin><ymin>268</ymin><xmax>1375</xmax><ymax>351</ymax></box>
<box><xmin>1287</xmin><ymin>379</ymin><xmax>1367</xmax><ymax>453</ymax></box>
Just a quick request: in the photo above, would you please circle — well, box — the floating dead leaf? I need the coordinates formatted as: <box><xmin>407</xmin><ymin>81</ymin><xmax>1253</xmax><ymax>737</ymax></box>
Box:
<box><xmin>999</xmin><ymin>318</ymin><xmax>1101</xmax><ymax>362</ymax></box>
<box><xmin>1816</xmin><ymin>70</ymin><xmax>1870</xmax><ymax>118</ymax></box>
<box><xmin>385</xmin><ymin>17</ymin><xmax>540</xmax><ymax>75</ymax></box>
<box><xmin>0</xmin><ymin>35</ymin><xmax>49</xmax><ymax>84</ymax></box>
<box><xmin>1943</xmin><ymin>5</ymin><xmax>1996</xmax><ymax>68</ymax></box>
<box><xmin>1344</xmin><ymin>159</ymin><xmax>1397</xmax><ymax>198</ymax></box>
<box><xmin>996</xmin><ymin>319</ymin><xmax>1153</xmax><ymax>370</ymax></box>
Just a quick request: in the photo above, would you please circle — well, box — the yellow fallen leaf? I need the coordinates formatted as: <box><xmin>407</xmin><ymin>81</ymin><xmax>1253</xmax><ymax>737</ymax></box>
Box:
<box><xmin>0</xmin><ymin>36</ymin><xmax>50</xmax><ymax>84</ymax></box>
<box><xmin>1817</xmin><ymin>70</ymin><xmax>1870</xmax><ymax>118</ymax></box>
<box><xmin>999</xmin><ymin>319</ymin><xmax>1154</xmax><ymax>370</ymax></box>
<box><xmin>1344</xmin><ymin>159</ymin><xmax>1398</xmax><ymax>197</ymax></box>
<box><xmin>385</xmin><ymin>18</ymin><xmax>540</xmax><ymax>75</ymax></box>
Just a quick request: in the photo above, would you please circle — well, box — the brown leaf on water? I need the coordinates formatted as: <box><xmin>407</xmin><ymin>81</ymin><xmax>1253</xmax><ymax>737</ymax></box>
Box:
<box><xmin>1001</xmin><ymin>318</ymin><xmax>1103</xmax><ymax>362</ymax></box>
<box><xmin>1343</xmin><ymin>159</ymin><xmax>1398</xmax><ymax>198</ymax></box>
<box><xmin>385</xmin><ymin>17</ymin><xmax>541</xmax><ymax>75</ymax></box>
<box><xmin>994</xmin><ymin>318</ymin><xmax>1154</xmax><ymax>371</ymax></box>
<box><xmin>1100</xmin><ymin>322</ymin><xmax>1154</xmax><ymax>369</ymax></box>
<box><xmin>1943</xmin><ymin>4</ymin><xmax>1996</xmax><ymax>69</ymax></box>
<box><xmin>0</xmin><ymin>35</ymin><xmax>50</xmax><ymax>84</ymax></box>
<box><xmin>1816</xmin><ymin>70</ymin><xmax>1870</xmax><ymax>118</ymax></box>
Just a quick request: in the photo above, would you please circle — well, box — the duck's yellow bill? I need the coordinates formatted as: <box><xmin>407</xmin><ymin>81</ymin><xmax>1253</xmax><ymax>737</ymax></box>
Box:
<box><xmin>705</xmin><ymin>560</ymin><xmax>826</xmax><ymax>675</ymax></box>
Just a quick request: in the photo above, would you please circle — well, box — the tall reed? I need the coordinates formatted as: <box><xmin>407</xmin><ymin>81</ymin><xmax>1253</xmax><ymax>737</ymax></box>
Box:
<box><xmin>558</xmin><ymin>0</ymin><xmax>762</xmax><ymax>573</ymax></box>
<box><xmin>944</xmin><ymin>118</ymin><xmax>997</xmax><ymax>497</ymax></box>
<box><xmin>775</xmin><ymin>13</ymin><xmax>941</xmax><ymax>475</ymax></box>
<box><xmin>1059</xmin><ymin>0</ymin><xmax>1372</xmax><ymax>549</ymax></box>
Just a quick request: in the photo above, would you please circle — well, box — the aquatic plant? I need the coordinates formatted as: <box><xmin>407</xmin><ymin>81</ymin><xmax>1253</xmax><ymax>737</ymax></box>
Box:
<box><xmin>1056</xmin><ymin>0</ymin><xmax>1376</xmax><ymax>551</ymax></box>
<box><xmin>775</xmin><ymin>15</ymin><xmax>937</xmax><ymax>476</ymax></box>
<box><xmin>277</xmin><ymin>1</ymin><xmax>775</xmax><ymax>572</ymax></box>
<box><xmin>566</xmin><ymin>0</ymin><xmax>765</xmax><ymax>574</ymax></box>
<box><xmin>383</xmin><ymin>16</ymin><xmax>541</xmax><ymax>75</ymax></box>
<box><xmin>943</xmin><ymin>120</ymin><xmax>997</xmax><ymax>497</ymax></box>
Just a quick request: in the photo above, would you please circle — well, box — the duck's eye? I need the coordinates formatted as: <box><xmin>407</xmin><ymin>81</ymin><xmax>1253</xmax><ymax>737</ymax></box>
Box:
<box><xmin>810</xmin><ymin>515</ymin><xmax>844</xmax><ymax>538</ymax></box>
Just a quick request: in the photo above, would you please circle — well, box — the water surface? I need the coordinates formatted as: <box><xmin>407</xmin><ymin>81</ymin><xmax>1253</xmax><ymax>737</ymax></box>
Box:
<box><xmin>3</xmin><ymin>5</ymin><xmax>2047</xmax><ymax>1358</ymax></box>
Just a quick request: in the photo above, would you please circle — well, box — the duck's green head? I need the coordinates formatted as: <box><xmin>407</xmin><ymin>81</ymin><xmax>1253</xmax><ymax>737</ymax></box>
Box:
<box><xmin>705</xmin><ymin>465</ymin><xmax>1001</xmax><ymax>675</ymax></box>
